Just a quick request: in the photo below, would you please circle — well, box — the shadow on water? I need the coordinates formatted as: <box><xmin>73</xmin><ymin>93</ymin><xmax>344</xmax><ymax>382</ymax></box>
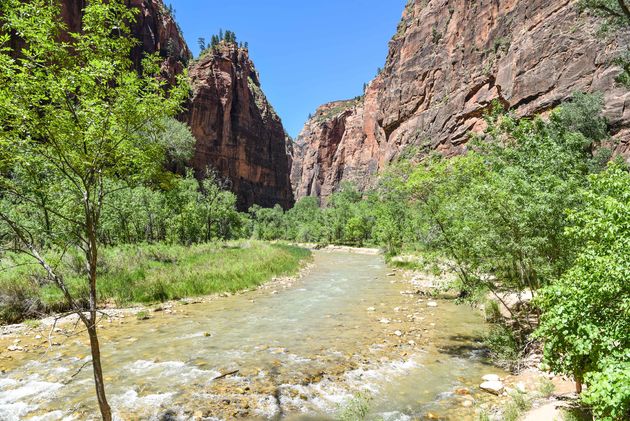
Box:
<box><xmin>436</xmin><ymin>334</ymin><xmax>494</xmax><ymax>366</ymax></box>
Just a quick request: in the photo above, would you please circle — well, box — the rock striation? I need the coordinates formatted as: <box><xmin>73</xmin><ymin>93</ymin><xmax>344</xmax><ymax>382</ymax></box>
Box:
<box><xmin>54</xmin><ymin>0</ymin><xmax>293</xmax><ymax>209</ymax></box>
<box><xmin>291</xmin><ymin>0</ymin><xmax>630</xmax><ymax>202</ymax></box>
<box><xmin>186</xmin><ymin>44</ymin><xmax>294</xmax><ymax>210</ymax></box>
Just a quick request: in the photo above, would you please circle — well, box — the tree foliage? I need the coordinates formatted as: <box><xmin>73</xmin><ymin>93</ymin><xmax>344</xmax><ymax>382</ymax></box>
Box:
<box><xmin>535</xmin><ymin>163</ymin><xmax>630</xmax><ymax>420</ymax></box>
<box><xmin>0</xmin><ymin>0</ymin><xmax>188</xmax><ymax>418</ymax></box>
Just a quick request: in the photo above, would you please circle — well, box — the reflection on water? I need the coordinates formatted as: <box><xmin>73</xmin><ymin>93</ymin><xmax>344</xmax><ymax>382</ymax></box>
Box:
<box><xmin>0</xmin><ymin>251</ymin><xmax>505</xmax><ymax>420</ymax></box>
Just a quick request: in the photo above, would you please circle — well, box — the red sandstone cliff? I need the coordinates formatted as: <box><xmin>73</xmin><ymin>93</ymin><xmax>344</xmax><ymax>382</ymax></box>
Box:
<box><xmin>186</xmin><ymin>43</ymin><xmax>294</xmax><ymax>210</ymax></box>
<box><xmin>56</xmin><ymin>1</ymin><xmax>293</xmax><ymax>209</ymax></box>
<box><xmin>292</xmin><ymin>0</ymin><xmax>630</xmax><ymax>201</ymax></box>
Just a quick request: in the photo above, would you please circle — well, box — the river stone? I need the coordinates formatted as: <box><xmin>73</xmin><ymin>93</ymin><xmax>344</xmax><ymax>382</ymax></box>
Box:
<box><xmin>482</xmin><ymin>374</ymin><xmax>501</xmax><ymax>382</ymax></box>
<box><xmin>427</xmin><ymin>301</ymin><xmax>438</xmax><ymax>307</ymax></box>
<box><xmin>480</xmin><ymin>380</ymin><xmax>504</xmax><ymax>395</ymax></box>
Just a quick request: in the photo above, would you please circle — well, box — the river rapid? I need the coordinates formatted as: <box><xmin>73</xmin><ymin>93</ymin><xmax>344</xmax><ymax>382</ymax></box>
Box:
<box><xmin>0</xmin><ymin>249</ymin><xmax>506</xmax><ymax>420</ymax></box>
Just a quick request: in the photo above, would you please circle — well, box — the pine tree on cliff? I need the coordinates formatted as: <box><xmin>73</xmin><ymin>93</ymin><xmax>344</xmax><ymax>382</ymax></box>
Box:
<box><xmin>198</xmin><ymin>37</ymin><xmax>206</xmax><ymax>52</ymax></box>
<box><xmin>211</xmin><ymin>34</ymin><xmax>220</xmax><ymax>48</ymax></box>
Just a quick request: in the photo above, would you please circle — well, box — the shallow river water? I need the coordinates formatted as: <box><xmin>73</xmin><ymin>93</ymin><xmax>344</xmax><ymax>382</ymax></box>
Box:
<box><xmin>0</xmin><ymin>250</ymin><xmax>506</xmax><ymax>420</ymax></box>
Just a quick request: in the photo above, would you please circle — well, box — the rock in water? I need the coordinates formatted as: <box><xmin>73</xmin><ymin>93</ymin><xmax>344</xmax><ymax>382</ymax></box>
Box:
<box><xmin>480</xmin><ymin>380</ymin><xmax>505</xmax><ymax>395</ymax></box>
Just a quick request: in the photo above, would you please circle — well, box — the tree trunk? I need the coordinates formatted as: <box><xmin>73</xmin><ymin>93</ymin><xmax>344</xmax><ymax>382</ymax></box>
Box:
<box><xmin>86</xmin><ymin>320</ymin><xmax>112</xmax><ymax>421</ymax></box>
<box><xmin>85</xmin><ymin>201</ymin><xmax>112</xmax><ymax>420</ymax></box>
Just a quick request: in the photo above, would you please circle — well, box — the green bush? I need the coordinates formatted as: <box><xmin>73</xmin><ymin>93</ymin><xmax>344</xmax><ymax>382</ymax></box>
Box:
<box><xmin>535</xmin><ymin>163</ymin><xmax>630</xmax><ymax>420</ymax></box>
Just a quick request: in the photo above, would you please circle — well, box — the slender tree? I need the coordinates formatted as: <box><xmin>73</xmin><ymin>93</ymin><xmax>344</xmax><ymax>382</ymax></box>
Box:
<box><xmin>197</xmin><ymin>36</ymin><xmax>206</xmax><ymax>53</ymax></box>
<box><xmin>0</xmin><ymin>0</ymin><xmax>188</xmax><ymax>419</ymax></box>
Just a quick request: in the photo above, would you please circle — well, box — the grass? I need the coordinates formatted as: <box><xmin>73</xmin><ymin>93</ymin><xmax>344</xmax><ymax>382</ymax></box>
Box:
<box><xmin>337</xmin><ymin>392</ymin><xmax>373</xmax><ymax>421</ymax></box>
<box><xmin>503</xmin><ymin>390</ymin><xmax>532</xmax><ymax>421</ymax></box>
<box><xmin>0</xmin><ymin>241</ymin><xmax>311</xmax><ymax>324</ymax></box>
<box><xmin>537</xmin><ymin>377</ymin><xmax>556</xmax><ymax>398</ymax></box>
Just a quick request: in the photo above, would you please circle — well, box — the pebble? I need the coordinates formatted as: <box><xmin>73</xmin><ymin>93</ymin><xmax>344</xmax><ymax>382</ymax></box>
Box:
<box><xmin>367</xmin><ymin>307</ymin><xmax>376</xmax><ymax>312</ymax></box>
<box><xmin>427</xmin><ymin>301</ymin><xmax>438</xmax><ymax>307</ymax></box>
<box><xmin>7</xmin><ymin>345</ymin><xmax>23</xmax><ymax>352</ymax></box>
<box><xmin>482</xmin><ymin>374</ymin><xmax>501</xmax><ymax>382</ymax></box>
<box><xmin>394</xmin><ymin>330</ymin><xmax>403</xmax><ymax>337</ymax></box>
<box><xmin>379</xmin><ymin>318</ymin><xmax>391</xmax><ymax>324</ymax></box>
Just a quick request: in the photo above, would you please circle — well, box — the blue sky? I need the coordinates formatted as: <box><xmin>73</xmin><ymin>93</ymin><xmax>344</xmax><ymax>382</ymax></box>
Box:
<box><xmin>168</xmin><ymin>0</ymin><xmax>407</xmax><ymax>138</ymax></box>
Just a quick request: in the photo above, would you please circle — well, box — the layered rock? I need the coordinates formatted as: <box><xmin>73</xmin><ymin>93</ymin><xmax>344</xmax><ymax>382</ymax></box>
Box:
<box><xmin>55</xmin><ymin>1</ymin><xmax>292</xmax><ymax>209</ymax></box>
<box><xmin>186</xmin><ymin>44</ymin><xmax>294</xmax><ymax>210</ymax></box>
<box><xmin>292</xmin><ymin>0</ymin><xmax>630</xmax><ymax>201</ymax></box>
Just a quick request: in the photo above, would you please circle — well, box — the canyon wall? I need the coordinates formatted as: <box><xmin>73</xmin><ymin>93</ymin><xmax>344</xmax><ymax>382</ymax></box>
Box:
<box><xmin>186</xmin><ymin>44</ymin><xmax>294</xmax><ymax>210</ymax></box>
<box><xmin>56</xmin><ymin>0</ymin><xmax>293</xmax><ymax>209</ymax></box>
<box><xmin>292</xmin><ymin>0</ymin><xmax>630</xmax><ymax>201</ymax></box>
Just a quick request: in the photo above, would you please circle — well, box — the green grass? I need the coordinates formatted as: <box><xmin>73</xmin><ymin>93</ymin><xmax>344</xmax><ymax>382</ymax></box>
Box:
<box><xmin>0</xmin><ymin>241</ymin><xmax>311</xmax><ymax>324</ymax></box>
<box><xmin>503</xmin><ymin>390</ymin><xmax>532</xmax><ymax>421</ymax></box>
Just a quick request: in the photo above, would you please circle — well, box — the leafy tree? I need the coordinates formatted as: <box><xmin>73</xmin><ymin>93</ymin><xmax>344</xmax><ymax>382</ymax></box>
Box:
<box><xmin>152</xmin><ymin>117</ymin><xmax>196</xmax><ymax>174</ymax></box>
<box><xmin>285</xmin><ymin>196</ymin><xmax>326</xmax><ymax>242</ymax></box>
<box><xmin>0</xmin><ymin>1</ymin><xmax>188</xmax><ymax>418</ymax></box>
<box><xmin>249</xmin><ymin>204</ymin><xmax>287</xmax><ymax>240</ymax></box>
<box><xmin>535</xmin><ymin>163</ymin><xmax>630</xmax><ymax>419</ymax></box>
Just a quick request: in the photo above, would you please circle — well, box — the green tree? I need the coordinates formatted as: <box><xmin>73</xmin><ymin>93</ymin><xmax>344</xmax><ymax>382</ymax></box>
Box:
<box><xmin>249</xmin><ymin>204</ymin><xmax>287</xmax><ymax>240</ymax></box>
<box><xmin>535</xmin><ymin>163</ymin><xmax>629</xmax><ymax>419</ymax></box>
<box><xmin>0</xmin><ymin>1</ymin><xmax>188</xmax><ymax>418</ymax></box>
<box><xmin>197</xmin><ymin>36</ymin><xmax>206</xmax><ymax>52</ymax></box>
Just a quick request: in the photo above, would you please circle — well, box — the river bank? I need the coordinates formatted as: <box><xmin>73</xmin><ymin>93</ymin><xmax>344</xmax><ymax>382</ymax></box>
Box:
<box><xmin>0</xmin><ymin>241</ymin><xmax>310</xmax><ymax>326</ymax></box>
<box><xmin>0</xmin><ymin>249</ymin><xmax>514</xmax><ymax>420</ymax></box>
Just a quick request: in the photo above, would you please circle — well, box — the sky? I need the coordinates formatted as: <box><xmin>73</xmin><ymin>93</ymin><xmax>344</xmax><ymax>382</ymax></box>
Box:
<box><xmin>168</xmin><ymin>0</ymin><xmax>407</xmax><ymax>138</ymax></box>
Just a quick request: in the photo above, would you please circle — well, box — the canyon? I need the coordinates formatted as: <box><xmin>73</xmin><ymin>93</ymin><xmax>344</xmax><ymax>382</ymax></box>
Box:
<box><xmin>55</xmin><ymin>0</ymin><xmax>293</xmax><ymax>210</ymax></box>
<box><xmin>52</xmin><ymin>0</ymin><xmax>630</xmax><ymax>206</ymax></box>
<box><xmin>291</xmin><ymin>0</ymin><xmax>630</xmax><ymax>201</ymax></box>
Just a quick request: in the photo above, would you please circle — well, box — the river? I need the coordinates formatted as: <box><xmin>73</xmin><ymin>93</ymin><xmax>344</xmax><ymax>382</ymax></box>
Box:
<box><xmin>0</xmin><ymin>250</ymin><xmax>505</xmax><ymax>420</ymax></box>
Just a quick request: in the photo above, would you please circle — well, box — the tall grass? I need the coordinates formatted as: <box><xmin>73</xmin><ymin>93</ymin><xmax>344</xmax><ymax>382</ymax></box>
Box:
<box><xmin>0</xmin><ymin>241</ymin><xmax>310</xmax><ymax>324</ymax></box>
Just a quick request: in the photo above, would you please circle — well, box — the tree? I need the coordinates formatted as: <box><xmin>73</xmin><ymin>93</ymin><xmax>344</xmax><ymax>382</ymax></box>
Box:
<box><xmin>197</xmin><ymin>37</ymin><xmax>206</xmax><ymax>53</ymax></box>
<box><xmin>210</xmin><ymin>34</ymin><xmax>220</xmax><ymax>48</ymax></box>
<box><xmin>0</xmin><ymin>1</ymin><xmax>188</xmax><ymax>419</ymax></box>
<box><xmin>152</xmin><ymin>117</ymin><xmax>196</xmax><ymax>174</ymax></box>
<box><xmin>535</xmin><ymin>163</ymin><xmax>630</xmax><ymax>420</ymax></box>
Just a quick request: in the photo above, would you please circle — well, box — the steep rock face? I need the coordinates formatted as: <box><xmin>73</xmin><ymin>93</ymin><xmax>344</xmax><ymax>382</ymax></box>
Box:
<box><xmin>186</xmin><ymin>44</ymin><xmax>294</xmax><ymax>210</ymax></box>
<box><xmin>55</xmin><ymin>1</ymin><xmax>293</xmax><ymax>209</ymax></box>
<box><xmin>292</xmin><ymin>0</ymin><xmax>630</xmax><ymax>201</ymax></box>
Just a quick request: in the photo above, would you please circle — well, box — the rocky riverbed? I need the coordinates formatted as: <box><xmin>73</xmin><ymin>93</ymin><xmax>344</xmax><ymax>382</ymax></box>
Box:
<box><xmin>1</xmin><ymin>250</ymin><xmax>513</xmax><ymax>420</ymax></box>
